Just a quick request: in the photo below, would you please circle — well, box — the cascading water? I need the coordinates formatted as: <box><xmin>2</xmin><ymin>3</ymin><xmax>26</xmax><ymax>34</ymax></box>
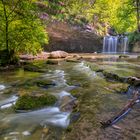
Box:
<box><xmin>103</xmin><ymin>35</ymin><xmax>128</xmax><ymax>54</ymax></box>
<box><xmin>123</xmin><ymin>36</ymin><xmax>128</xmax><ymax>54</ymax></box>
<box><xmin>103</xmin><ymin>36</ymin><xmax>118</xmax><ymax>53</ymax></box>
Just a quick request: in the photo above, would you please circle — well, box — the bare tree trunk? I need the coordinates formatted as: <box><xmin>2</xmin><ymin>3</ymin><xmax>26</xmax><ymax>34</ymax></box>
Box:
<box><xmin>1</xmin><ymin>0</ymin><xmax>9</xmax><ymax>54</ymax></box>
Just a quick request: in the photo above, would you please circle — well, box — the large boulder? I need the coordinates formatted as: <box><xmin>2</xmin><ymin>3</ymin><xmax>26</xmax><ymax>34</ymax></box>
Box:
<box><xmin>49</xmin><ymin>51</ymin><xmax>68</xmax><ymax>59</ymax></box>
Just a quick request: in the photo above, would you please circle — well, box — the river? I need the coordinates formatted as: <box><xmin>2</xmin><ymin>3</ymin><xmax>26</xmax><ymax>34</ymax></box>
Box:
<box><xmin>0</xmin><ymin>56</ymin><xmax>140</xmax><ymax>140</ymax></box>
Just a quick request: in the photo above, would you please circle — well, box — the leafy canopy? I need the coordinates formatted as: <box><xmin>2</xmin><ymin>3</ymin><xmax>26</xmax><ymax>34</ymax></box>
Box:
<box><xmin>0</xmin><ymin>0</ymin><xmax>48</xmax><ymax>55</ymax></box>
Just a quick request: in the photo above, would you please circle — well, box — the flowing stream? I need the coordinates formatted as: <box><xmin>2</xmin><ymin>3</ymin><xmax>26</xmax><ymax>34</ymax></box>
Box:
<box><xmin>0</xmin><ymin>59</ymin><xmax>140</xmax><ymax>140</ymax></box>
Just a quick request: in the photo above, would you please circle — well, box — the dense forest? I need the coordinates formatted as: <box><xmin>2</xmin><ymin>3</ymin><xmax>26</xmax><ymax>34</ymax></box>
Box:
<box><xmin>0</xmin><ymin>0</ymin><xmax>140</xmax><ymax>65</ymax></box>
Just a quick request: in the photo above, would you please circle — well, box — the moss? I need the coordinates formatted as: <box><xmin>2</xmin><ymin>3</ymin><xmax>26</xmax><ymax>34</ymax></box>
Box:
<box><xmin>35</xmin><ymin>79</ymin><xmax>53</xmax><ymax>85</ymax></box>
<box><xmin>137</xmin><ymin>56</ymin><xmax>140</xmax><ymax>59</ymax></box>
<box><xmin>65</xmin><ymin>126</ymin><xmax>72</xmax><ymax>133</ymax></box>
<box><xmin>35</xmin><ymin>79</ymin><xmax>56</xmax><ymax>88</ymax></box>
<box><xmin>24</xmin><ymin>64</ymin><xmax>46</xmax><ymax>73</ymax></box>
<box><xmin>66</xmin><ymin>59</ymin><xmax>80</xmax><ymax>63</ymax></box>
<box><xmin>24</xmin><ymin>61</ymin><xmax>48</xmax><ymax>72</ymax></box>
<box><xmin>14</xmin><ymin>94</ymin><xmax>57</xmax><ymax>110</ymax></box>
<box><xmin>70</xmin><ymin>88</ymin><xmax>83</xmax><ymax>98</ymax></box>
<box><xmin>46</xmin><ymin>59</ymin><xmax>60</xmax><ymax>65</ymax></box>
<box><xmin>85</xmin><ymin>62</ymin><xmax>101</xmax><ymax>72</ymax></box>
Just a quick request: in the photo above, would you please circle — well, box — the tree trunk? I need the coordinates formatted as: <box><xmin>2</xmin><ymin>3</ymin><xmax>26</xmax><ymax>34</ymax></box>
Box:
<box><xmin>1</xmin><ymin>0</ymin><xmax>9</xmax><ymax>55</ymax></box>
<box><xmin>5</xmin><ymin>19</ymin><xmax>9</xmax><ymax>54</ymax></box>
<box><xmin>136</xmin><ymin>0</ymin><xmax>140</xmax><ymax>32</ymax></box>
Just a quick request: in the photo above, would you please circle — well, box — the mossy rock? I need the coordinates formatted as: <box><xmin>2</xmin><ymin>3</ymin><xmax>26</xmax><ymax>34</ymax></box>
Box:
<box><xmin>85</xmin><ymin>62</ymin><xmax>101</xmax><ymax>72</ymax></box>
<box><xmin>103</xmin><ymin>71</ymin><xmax>126</xmax><ymax>82</ymax></box>
<box><xmin>46</xmin><ymin>59</ymin><xmax>64</xmax><ymax>65</ymax></box>
<box><xmin>119</xmin><ymin>55</ymin><xmax>129</xmax><ymax>59</ymax></box>
<box><xmin>70</xmin><ymin>88</ymin><xmax>83</xmax><ymax>98</ymax></box>
<box><xmin>35</xmin><ymin>79</ymin><xmax>56</xmax><ymax>88</ymax></box>
<box><xmin>24</xmin><ymin>64</ymin><xmax>46</xmax><ymax>72</ymax></box>
<box><xmin>1</xmin><ymin>88</ymin><xmax>13</xmax><ymax>94</ymax></box>
<box><xmin>66</xmin><ymin>59</ymin><xmax>80</xmax><ymax>63</ymax></box>
<box><xmin>108</xmin><ymin>83</ymin><xmax>129</xmax><ymax>93</ymax></box>
<box><xmin>14</xmin><ymin>94</ymin><xmax>57</xmax><ymax>110</ymax></box>
<box><xmin>137</xmin><ymin>56</ymin><xmax>140</xmax><ymax>59</ymax></box>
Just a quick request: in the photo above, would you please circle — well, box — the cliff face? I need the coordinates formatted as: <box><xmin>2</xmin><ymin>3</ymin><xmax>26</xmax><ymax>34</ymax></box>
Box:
<box><xmin>45</xmin><ymin>22</ymin><xmax>102</xmax><ymax>53</ymax></box>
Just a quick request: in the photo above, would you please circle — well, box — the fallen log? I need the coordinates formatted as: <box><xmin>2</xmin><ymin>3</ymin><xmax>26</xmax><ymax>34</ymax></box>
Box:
<box><xmin>100</xmin><ymin>91</ymin><xmax>140</xmax><ymax>128</ymax></box>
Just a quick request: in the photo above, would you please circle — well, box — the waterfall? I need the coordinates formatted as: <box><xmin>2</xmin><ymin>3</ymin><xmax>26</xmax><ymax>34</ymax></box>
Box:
<box><xmin>123</xmin><ymin>36</ymin><xmax>128</xmax><ymax>54</ymax></box>
<box><xmin>103</xmin><ymin>36</ymin><xmax>118</xmax><ymax>53</ymax></box>
<box><xmin>103</xmin><ymin>35</ymin><xmax>128</xmax><ymax>54</ymax></box>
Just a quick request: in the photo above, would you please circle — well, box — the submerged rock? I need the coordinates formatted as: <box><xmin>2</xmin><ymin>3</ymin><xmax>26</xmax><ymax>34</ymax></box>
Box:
<box><xmin>70</xmin><ymin>112</ymin><xmax>80</xmax><ymax>123</ymax></box>
<box><xmin>59</xmin><ymin>95</ymin><xmax>77</xmax><ymax>112</ymax></box>
<box><xmin>36</xmin><ymin>79</ymin><xmax>56</xmax><ymax>89</ymax></box>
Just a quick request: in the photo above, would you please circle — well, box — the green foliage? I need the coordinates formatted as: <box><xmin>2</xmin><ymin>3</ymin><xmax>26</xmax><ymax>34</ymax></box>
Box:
<box><xmin>115</xmin><ymin>0</ymin><xmax>137</xmax><ymax>33</ymax></box>
<box><xmin>91</xmin><ymin>0</ymin><xmax>137</xmax><ymax>34</ymax></box>
<box><xmin>128</xmin><ymin>31</ymin><xmax>140</xmax><ymax>45</ymax></box>
<box><xmin>14</xmin><ymin>94</ymin><xmax>57</xmax><ymax>110</ymax></box>
<box><xmin>25</xmin><ymin>0</ymin><xmax>139</xmax><ymax>35</ymax></box>
<box><xmin>0</xmin><ymin>0</ymin><xmax>49</xmax><ymax>65</ymax></box>
<box><xmin>42</xmin><ymin>0</ymin><xmax>139</xmax><ymax>34</ymax></box>
<box><xmin>0</xmin><ymin>0</ymin><xmax>139</xmax><ymax>63</ymax></box>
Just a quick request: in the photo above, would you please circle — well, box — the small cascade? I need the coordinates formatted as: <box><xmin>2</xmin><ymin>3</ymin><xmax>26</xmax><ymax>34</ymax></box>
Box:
<box><xmin>0</xmin><ymin>95</ymin><xmax>18</xmax><ymax>109</ymax></box>
<box><xmin>103</xmin><ymin>36</ymin><xmax>118</xmax><ymax>53</ymax></box>
<box><xmin>0</xmin><ymin>85</ymin><xmax>5</xmax><ymax>91</ymax></box>
<box><xmin>123</xmin><ymin>36</ymin><xmax>128</xmax><ymax>54</ymax></box>
<box><xmin>103</xmin><ymin>35</ymin><xmax>128</xmax><ymax>54</ymax></box>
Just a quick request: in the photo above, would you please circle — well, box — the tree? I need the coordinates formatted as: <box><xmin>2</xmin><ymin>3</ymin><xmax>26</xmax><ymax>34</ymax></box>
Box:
<box><xmin>0</xmin><ymin>0</ymin><xmax>48</xmax><ymax>65</ymax></box>
<box><xmin>91</xmin><ymin>0</ymin><xmax>139</xmax><ymax>34</ymax></box>
<box><xmin>134</xmin><ymin>0</ymin><xmax>140</xmax><ymax>32</ymax></box>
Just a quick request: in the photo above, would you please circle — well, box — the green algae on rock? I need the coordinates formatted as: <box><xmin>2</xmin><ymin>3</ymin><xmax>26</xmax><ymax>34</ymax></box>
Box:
<box><xmin>24</xmin><ymin>64</ymin><xmax>46</xmax><ymax>73</ymax></box>
<box><xmin>14</xmin><ymin>94</ymin><xmax>57</xmax><ymax>110</ymax></box>
<box><xmin>46</xmin><ymin>59</ymin><xmax>64</xmax><ymax>65</ymax></box>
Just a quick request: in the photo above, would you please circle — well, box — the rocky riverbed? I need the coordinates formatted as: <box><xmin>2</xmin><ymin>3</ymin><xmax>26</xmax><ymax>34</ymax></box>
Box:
<box><xmin>0</xmin><ymin>54</ymin><xmax>140</xmax><ymax>140</ymax></box>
